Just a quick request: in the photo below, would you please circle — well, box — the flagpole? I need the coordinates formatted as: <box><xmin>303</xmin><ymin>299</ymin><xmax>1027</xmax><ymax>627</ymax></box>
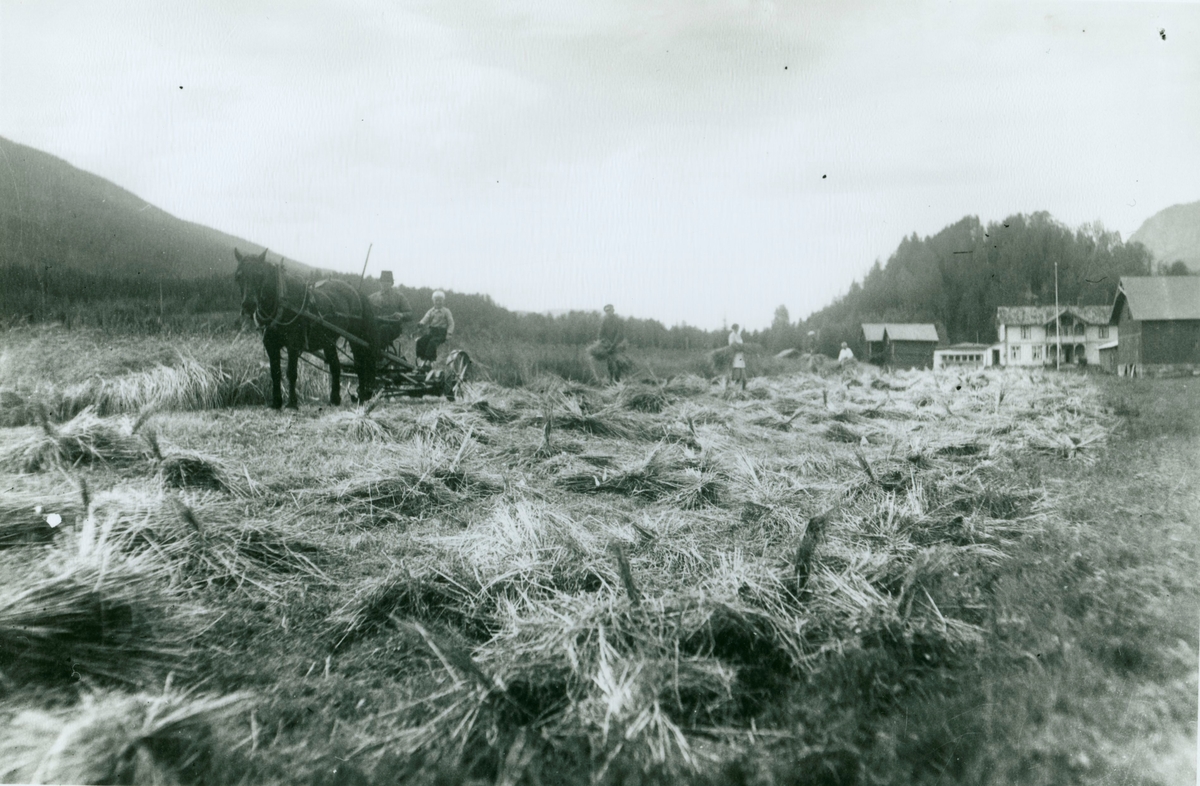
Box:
<box><xmin>1054</xmin><ymin>257</ymin><xmax>1061</xmax><ymax>371</ymax></box>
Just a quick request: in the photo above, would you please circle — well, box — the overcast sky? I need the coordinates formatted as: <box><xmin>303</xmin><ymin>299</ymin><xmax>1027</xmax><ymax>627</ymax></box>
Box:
<box><xmin>2</xmin><ymin>0</ymin><xmax>1197</xmax><ymax>329</ymax></box>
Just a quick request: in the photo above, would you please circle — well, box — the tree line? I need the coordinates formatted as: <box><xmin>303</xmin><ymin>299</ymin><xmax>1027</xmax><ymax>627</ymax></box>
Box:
<box><xmin>2</xmin><ymin>211</ymin><xmax>1164</xmax><ymax>356</ymax></box>
<box><xmin>793</xmin><ymin>212</ymin><xmax>1156</xmax><ymax>357</ymax></box>
<box><xmin>0</xmin><ymin>262</ymin><xmax>725</xmax><ymax>349</ymax></box>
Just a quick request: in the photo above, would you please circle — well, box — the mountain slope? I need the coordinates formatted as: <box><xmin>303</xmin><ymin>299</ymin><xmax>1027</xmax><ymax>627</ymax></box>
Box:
<box><xmin>0</xmin><ymin>136</ymin><xmax>311</xmax><ymax>278</ymax></box>
<box><xmin>1129</xmin><ymin>200</ymin><xmax>1200</xmax><ymax>272</ymax></box>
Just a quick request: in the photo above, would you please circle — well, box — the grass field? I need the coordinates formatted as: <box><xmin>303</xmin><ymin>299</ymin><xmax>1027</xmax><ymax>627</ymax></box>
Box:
<box><xmin>0</xmin><ymin>326</ymin><xmax>1195</xmax><ymax>785</ymax></box>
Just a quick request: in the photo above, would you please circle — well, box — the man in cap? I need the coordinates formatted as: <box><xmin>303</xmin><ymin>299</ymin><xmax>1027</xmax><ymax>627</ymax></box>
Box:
<box><xmin>589</xmin><ymin>303</ymin><xmax>629</xmax><ymax>383</ymax></box>
<box><xmin>416</xmin><ymin>290</ymin><xmax>455</xmax><ymax>368</ymax></box>
<box><xmin>369</xmin><ymin>271</ymin><xmax>413</xmax><ymax>357</ymax></box>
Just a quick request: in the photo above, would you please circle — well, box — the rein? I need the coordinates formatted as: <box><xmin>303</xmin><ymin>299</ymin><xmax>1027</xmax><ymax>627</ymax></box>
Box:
<box><xmin>253</xmin><ymin>262</ymin><xmax>309</xmax><ymax>328</ymax></box>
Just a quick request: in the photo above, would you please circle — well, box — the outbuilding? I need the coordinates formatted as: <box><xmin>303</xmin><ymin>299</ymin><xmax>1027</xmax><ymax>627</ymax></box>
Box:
<box><xmin>933</xmin><ymin>342</ymin><xmax>991</xmax><ymax>370</ymax></box>
<box><xmin>861</xmin><ymin>323</ymin><xmax>940</xmax><ymax>369</ymax></box>
<box><xmin>1110</xmin><ymin>276</ymin><xmax>1200</xmax><ymax>375</ymax></box>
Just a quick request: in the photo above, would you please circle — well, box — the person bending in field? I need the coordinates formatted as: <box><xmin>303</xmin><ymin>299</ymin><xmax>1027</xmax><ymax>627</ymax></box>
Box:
<box><xmin>728</xmin><ymin>323</ymin><xmax>747</xmax><ymax>391</ymax></box>
<box><xmin>369</xmin><ymin>270</ymin><xmax>412</xmax><ymax>357</ymax></box>
<box><xmin>415</xmin><ymin>290</ymin><xmax>454</xmax><ymax>369</ymax></box>
<box><xmin>590</xmin><ymin>303</ymin><xmax>629</xmax><ymax>384</ymax></box>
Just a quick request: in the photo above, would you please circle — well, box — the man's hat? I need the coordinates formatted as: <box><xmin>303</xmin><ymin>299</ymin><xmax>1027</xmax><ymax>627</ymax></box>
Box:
<box><xmin>432</xmin><ymin>290</ymin><xmax>446</xmax><ymax>300</ymax></box>
<box><xmin>380</xmin><ymin>271</ymin><xmax>394</xmax><ymax>284</ymax></box>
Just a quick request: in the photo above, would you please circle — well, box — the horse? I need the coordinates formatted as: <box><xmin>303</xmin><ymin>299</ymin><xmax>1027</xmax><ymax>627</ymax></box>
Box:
<box><xmin>234</xmin><ymin>248</ymin><xmax>377</xmax><ymax>409</ymax></box>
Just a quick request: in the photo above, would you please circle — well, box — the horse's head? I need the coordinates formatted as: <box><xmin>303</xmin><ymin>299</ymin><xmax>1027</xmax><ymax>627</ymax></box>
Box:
<box><xmin>234</xmin><ymin>248</ymin><xmax>270</xmax><ymax>317</ymax></box>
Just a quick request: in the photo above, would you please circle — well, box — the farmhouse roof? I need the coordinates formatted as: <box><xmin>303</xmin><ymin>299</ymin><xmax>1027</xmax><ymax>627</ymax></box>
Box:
<box><xmin>1111</xmin><ymin>276</ymin><xmax>1200</xmax><ymax>322</ymax></box>
<box><xmin>861</xmin><ymin>323</ymin><xmax>939</xmax><ymax>343</ymax></box>
<box><xmin>995</xmin><ymin>305</ymin><xmax>1112</xmax><ymax>326</ymax></box>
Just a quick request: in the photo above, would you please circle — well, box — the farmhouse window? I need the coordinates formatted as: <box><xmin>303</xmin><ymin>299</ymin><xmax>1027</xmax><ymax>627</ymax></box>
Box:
<box><xmin>1010</xmin><ymin>345</ymin><xmax>1021</xmax><ymax>361</ymax></box>
<box><xmin>1020</xmin><ymin>326</ymin><xmax>1031</xmax><ymax>339</ymax></box>
<box><xmin>1074</xmin><ymin>324</ymin><xmax>1085</xmax><ymax>336</ymax></box>
<box><xmin>1098</xmin><ymin>326</ymin><xmax>1109</xmax><ymax>339</ymax></box>
<box><xmin>1032</xmin><ymin>345</ymin><xmax>1043</xmax><ymax>360</ymax></box>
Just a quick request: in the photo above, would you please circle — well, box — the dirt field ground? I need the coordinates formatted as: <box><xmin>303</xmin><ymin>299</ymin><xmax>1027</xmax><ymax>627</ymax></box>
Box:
<box><xmin>0</xmin><ymin>330</ymin><xmax>1195</xmax><ymax>785</ymax></box>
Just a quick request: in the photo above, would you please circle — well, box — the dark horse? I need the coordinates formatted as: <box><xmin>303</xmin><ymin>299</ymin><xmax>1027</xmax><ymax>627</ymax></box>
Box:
<box><xmin>235</xmin><ymin>248</ymin><xmax>377</xmax><ymax>409</ymax></box>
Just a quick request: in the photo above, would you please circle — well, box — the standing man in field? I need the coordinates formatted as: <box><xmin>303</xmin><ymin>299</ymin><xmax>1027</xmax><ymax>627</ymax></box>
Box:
<box><xmin>369</xmin><ymin>271</ymin><xmax>412</xmax><ymax>358</ymax></box>
<box><xmin>728</xmin><ymin>323</ymin><xmax>747</xmax><ymax>391</ymax></box>
<box><xmin>590</xmin><ymin>303</ymin><xmax>629</xmax><ymax>384</ymax></box>
<box><xmin>416</xmin><ymin>290</ymin><xmax>454</xmax><ymax>369</ymax></box>
<box><xmin>837</xmin><ymin>341</ymin><xmax>855</xmax><ymax>364</ymax></box>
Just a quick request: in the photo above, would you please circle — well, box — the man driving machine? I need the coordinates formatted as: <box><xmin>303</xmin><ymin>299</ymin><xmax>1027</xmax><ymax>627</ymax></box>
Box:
<box><xmin>369</xmin><ymin>271</ymin><xmax>413</xmax><ymax>357</ymax></box>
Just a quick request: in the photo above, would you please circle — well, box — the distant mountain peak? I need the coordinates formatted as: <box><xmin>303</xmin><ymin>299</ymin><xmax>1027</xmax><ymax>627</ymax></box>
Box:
<box><xmin>1129</xmin><ymin>200</ymin><xmax>1200</xmax><ymax>273</ymax></box>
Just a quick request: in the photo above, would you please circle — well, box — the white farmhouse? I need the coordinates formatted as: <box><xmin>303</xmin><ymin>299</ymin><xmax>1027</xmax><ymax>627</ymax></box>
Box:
<box><xmin>995</xmin><ymin>306</ymin><xmax>1115</xmax><ymax>367</ymax></box>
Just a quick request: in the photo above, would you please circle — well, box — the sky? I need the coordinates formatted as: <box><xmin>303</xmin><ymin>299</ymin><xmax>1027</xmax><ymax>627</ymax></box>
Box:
<box><xmin>2</xmin><ymin>0</ymin><xmax>1198</xmax><ymax>329</ymax></box>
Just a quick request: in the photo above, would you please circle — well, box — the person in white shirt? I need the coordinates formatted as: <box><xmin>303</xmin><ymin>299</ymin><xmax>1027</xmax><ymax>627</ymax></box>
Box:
<box><xmin>838</xmin><ymin>342</ymin><xmax>855</xmax><ymax>363</ymax></box>
<box><xmin>728</xmin><ymin>324</ymin><xmax>746</xmax><ymax>390</ymax></box>
<box><xmin>415</xmin><ymin>291</ymin><xmax>455</xmax><ymax>368</ymax></box>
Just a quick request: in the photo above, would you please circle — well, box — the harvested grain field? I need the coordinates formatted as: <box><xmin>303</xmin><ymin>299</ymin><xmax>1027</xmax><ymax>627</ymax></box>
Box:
<box><xmin>0</xmin><ymin>353</ymin><xmax>1194</xmax><ymax>785</ymax></box>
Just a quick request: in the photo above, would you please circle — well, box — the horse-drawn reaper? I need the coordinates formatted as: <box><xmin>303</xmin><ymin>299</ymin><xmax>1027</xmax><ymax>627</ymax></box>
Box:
<box><xmin>235</xmin><ymin>249</ymin><xmax>470</xmax><ymax>409</ymax></box>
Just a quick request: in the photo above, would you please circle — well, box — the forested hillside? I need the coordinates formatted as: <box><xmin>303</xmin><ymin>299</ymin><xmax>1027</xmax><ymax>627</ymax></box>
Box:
<box><xmin>802</xmin><ymin>212</ymin><xmax>1154</xmax><ymax>355</ymax></box>
<box><xmin>0</xmin><ymin>136</ymin><xmax>309</xmax><ymax>280</ymax></box>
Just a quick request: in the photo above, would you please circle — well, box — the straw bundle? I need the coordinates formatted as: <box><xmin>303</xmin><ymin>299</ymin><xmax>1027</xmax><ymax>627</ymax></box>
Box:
<box><xmin>328</xmin><ymin>472</ymin><xmax>460</xmax><ymax>522</ymax></box>
<box><xmin>520</xmin><ymin>394</ymin><xmax>654</xmax><ymax>441</ymax></box>
<box><xmin>0</xmin><ymin>688</ymin><xmax>251</xmax><ymax>785</ymax></box>
<box><xmin>615</xmin><ymin>382</ymin><xmax>671</xmax><ymax>413</ymax></box>
<box><xmin>327</xmin><ymin>404</ymin><xmax>395</xmax><ymax>443</ymax></box>
<box><xmin>82</xmin><ymin>490</ymin><xmax>325</xmax><ymax>594</ymax></box>
<box><xmin>1</xmin><ymin>406</ymin><xmax>149</xmax><ymax>473</ymax></box>
<box><xmin>0</xmin><ymin>555</ymin><xmax>193</xmax><ymax>685</ymax></box>
<box><xmin>327</xmin><ymin>569</ymin><xmax>483</xmax><ymax>648</ymax></box>
<box><xmin>154</xmin><ymin>444</ymin><xmax>244</xmax><ymax>494</ymax></box>
<box><xmin>557</xmin><ymin>445</ymin><xmax>723</xmax><ymax>507</ymax></box>
<box><xmin>587</xmin><ymin>340</ymin><xmax>633</xmax><ymax>375</ymax></box>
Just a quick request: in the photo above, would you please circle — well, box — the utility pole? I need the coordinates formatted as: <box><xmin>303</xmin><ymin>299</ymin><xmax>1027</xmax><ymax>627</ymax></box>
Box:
<box><xmin>1054</xmin><ymin>257</ymin><xmax>1061</xmax><ymax>371</ymax></box>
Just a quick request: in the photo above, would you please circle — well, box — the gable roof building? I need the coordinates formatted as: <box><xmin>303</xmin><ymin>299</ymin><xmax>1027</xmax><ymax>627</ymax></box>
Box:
<box><xmin>859</xmin><ymin>322</ymin><xmax>940</xmax><ymax>369</ymax></box>
<box><xmin>1110</xmin><ymin>276</ymin><xmax>1200</xmax><ymax>371</ymax></box>
<box><xmin>995</xmin><ymin>305</ymin><xmax>1115</xmax><ymax>367</ymax></box>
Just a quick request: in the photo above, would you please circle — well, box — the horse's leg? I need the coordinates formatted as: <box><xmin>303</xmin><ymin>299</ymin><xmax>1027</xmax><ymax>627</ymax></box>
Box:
<box><xmin>286</xmin><ymin>342</ymin><xmax>300</xmax><ymax>409</ymax></box>
<box><xmin>266</xmin><ymin>333</ymin><xmax>284</xmax><ymax>409</ymax></box>
<box><xmin>352</xmin><ymin>346</ymin><xmax>374</xmax><ymax>402</ymax></box>
<box><xmin>325</xmin><ymin>344</ymin><xmax>342</xmax><ymax>406</ymax></box>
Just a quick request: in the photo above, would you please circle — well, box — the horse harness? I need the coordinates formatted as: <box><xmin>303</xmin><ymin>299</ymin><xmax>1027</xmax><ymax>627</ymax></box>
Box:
<box><xmin>251</xmin><ymin>262</ymin><xmax>310</xmax><ymax>330</ymax></box>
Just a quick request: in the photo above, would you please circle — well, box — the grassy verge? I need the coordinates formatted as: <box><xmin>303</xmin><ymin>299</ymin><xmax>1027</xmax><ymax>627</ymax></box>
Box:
<box><xmin>946</xmin><ymin>376</ymin><xmax>1198</xmax><ymax>785</ymax></box>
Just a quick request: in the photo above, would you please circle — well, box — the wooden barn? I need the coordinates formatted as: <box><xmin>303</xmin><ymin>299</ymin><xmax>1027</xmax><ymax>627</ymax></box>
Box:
<box><xmin>860</xmin><ymin>323</ymin><xmax>940</xmax><ymax>369</ymax></box>
<box><xmin>1110</xmin><ymin>276</ymin><xmax>1200</xmax><ymax>374</ymax></box>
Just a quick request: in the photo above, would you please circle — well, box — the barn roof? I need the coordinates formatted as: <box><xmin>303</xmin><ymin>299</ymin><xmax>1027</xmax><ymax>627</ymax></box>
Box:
<box><xmin>995</xmin><ymin>305</ymin><xmax>1112</xmax><ymax>326</ymax></box>
<box><xmin>861</xmin><ymin>323</ymin><xmax>939</xmax><ymax>343</ymax></box>
<box><xmin>883</xmin><ymin>324</ymin><xmax>940</xmax><ymax>342</ymax></box>
<box><xmin>861</xmin><ymin>323</ymin><xmax>885</xmax><ymax>342</ymax></box>
<box><xmin>1112</xmin><ymin>276</ymin><xmax>1200</xmax><ymax>322</ymax></box>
